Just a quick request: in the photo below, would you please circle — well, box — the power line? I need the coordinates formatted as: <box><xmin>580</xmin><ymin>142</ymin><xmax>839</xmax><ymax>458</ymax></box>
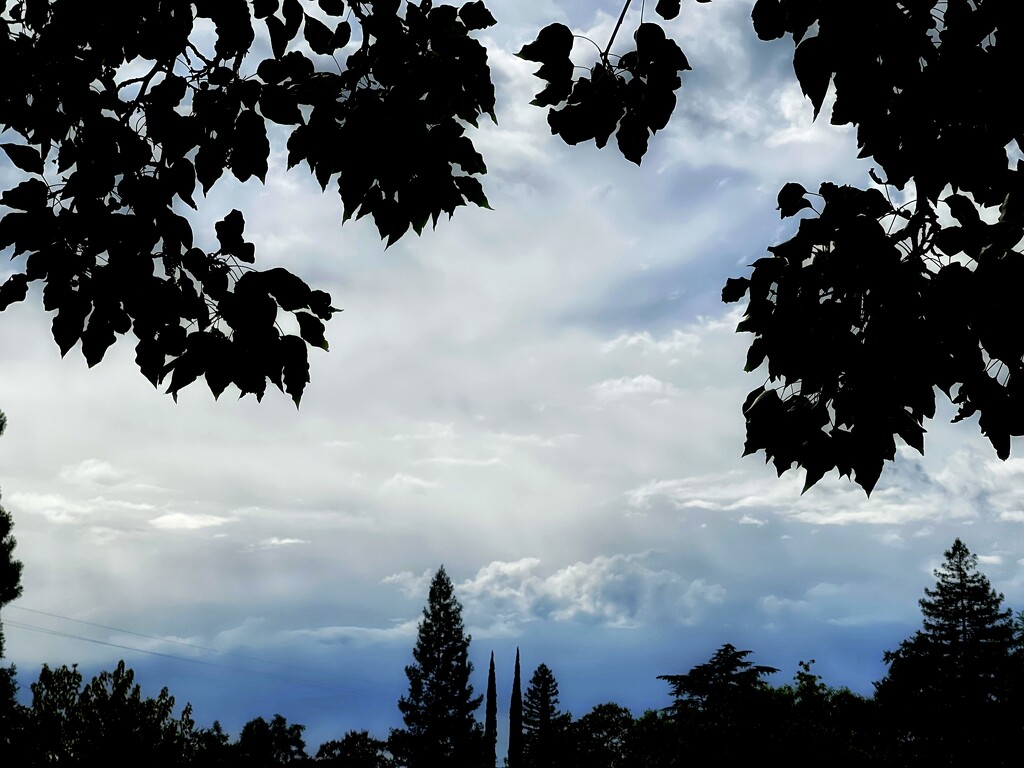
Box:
<box><xmin>9</xmin><ymin>605</ymin><xmax>314</xmax><ymax>674</ymax></box>
<box><xmin>5</xmin><ymin>619</ymin><xmax>349</xmax><ymax>693</ymax></box>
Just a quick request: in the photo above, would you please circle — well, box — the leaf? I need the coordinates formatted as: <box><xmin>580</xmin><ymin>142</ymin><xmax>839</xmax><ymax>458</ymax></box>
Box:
<box><xmin>230</xmin><ymin>109</ymin><xmax>270</xmax><ymax>183</ymax></box>
<box><xmin>615</xmin><ymin>110</ymin><xmax>649</xmax><ymax>166</ymax></box>
<box><xmin>262</xmin><ymin>267</ymin><xmax>312</xmax><ymax>311</ymax></box>
<box><xmin>282</xmin><ymin>0</ymin><xmax>303</xmax><ymax>40</ymax></box>
<box><xmin>777</xmin><ymin>182</ymin><xmax>812</xmax><ymax>218</ymax></box>
<box><xmin>751</xmin><ymin>0</ymin><xmax>786</xmax><ymax>41</ymax></box>
<box><xmin>266</xmin><ymin>15</ymin><xmax>289</xmax><ymax>59</ymax></box>
<box><xmin>259</xmin><ymin>85</ymin><xmax>304</xmax><ymax>125</ymax></box>
<box><xmin>722</xmin><ymin>277</ymin><xmax>750</xmax><ymax>303</ymax></box>
<box><xmin>0</xmin><ymin>274</ymin><xmax>29</xmax><ymax>311</ymax></box>
<box><xmin>792</xmin><ymin>35</ymin><xmax>832</xmax><ymax>120</ymax></box>
<box><xmin>195</xmin><ymin>139</ymin><xmax>227</xmax><ymax>194</ymax></box>
<box><xmin>459</xmin><ymin>1</ymin><xmax>496</xmax><ymax>30</ymax></box>
<box><xmin>1</xmin><ymin>143</ymin><xmax>44</xmax><ymax>174</ymax></box>
<box><xmin>215</xmin><ymin>209</ymin><xmax>246</xmax><ymax>254</ymax></box>
<box><xmin>281</xmin><ymin>333</ymin><xmax>310</xmax><ymax>406</ymax></box>
<box><xmin>517</xmin><ymin>23</ymin><xmax>573</xmax><ymax>64</ymax></box>
<box><xmin>455</xmin><ymin>176</ymin><xmax>491</xmax><ymax>210</ymax></box>
<box><xmin>655</xmin><ymin>0</ymin><xmax>681</xmax><ymax>20</ymax></box>
<box><xmin>1</xmin><ymin>178</ymin><xmax>48</xmax><ymax>210</ymax></box>
<box><xmin>319</xmin><ymin>0</ymin><xmax>345</xmax><ymax>14</ymax></box>
<box><xmin>303</xmin><ymin>13</ymin><xmax>336</xmax><ymax>55</ymax></box>
<box><xmin>945</xmin><ymin>193</ymin><xmax>981</xmax><ymax>228</ymax></box>
<box><xmin>296</xmin><ymin>311</ymin><xmax>328</xmax><ymax>350</ymax></box>
<box><xmin>253</xmin><ymin>0</ymin><xmax>279</xmax><ymax>19</ymax></box>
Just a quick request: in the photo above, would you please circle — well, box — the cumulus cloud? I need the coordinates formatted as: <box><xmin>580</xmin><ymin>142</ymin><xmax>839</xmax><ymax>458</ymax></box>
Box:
<box><xmin>382</xmin><ymin>569</ymin><xmax>435</xmax><ymax>600</ymax></box>
<box><xmin>456</xmin><ymin>553</ymin><xmax>725</xmax><ymax>629</ymax></box>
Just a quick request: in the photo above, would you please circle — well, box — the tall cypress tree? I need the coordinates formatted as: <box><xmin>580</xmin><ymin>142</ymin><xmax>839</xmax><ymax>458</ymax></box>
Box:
<box><xmin>484</xmin><ymin>652</ymin><xmax>497</xmax><ymax>768</ymax></box>
<box><xmin>875</xmin><ymin>539</ymin><xmax>1017</xmax><ymax>765</ymax></box>
<box><xmin>397</xmin><ymin>566</ymin><xmax>482</xmax><ymax>767</ymax></box>
<box><xmin>507</xmin><ymin>648</ymin><xmax>523</xmax><ymax>768</ymax></box>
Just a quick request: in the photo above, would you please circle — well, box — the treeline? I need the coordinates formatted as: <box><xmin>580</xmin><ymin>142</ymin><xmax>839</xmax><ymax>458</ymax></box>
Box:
<box><xmin>3</xmin><ymin>540</ymin><xmax>1024</xmax><ymax>766</ymax></box>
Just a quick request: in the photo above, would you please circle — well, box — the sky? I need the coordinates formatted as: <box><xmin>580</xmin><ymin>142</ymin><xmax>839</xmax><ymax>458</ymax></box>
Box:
<box><xmin>3</xmin><ymin>0</ymin><xmax>1024</xmax><ymax>754</ymax></box>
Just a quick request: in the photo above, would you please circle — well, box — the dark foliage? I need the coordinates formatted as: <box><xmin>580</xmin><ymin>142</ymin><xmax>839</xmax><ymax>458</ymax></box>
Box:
<box><xmin>875</xmin><ymin>538</ymin><xmax>1019</xmax><ymax>765</ymax></box>
<box><xmin>521</xmin><ymin>663</ymin><xmax>569</xmax><ymax>768</ymax></box>
<box><xmin>506</xmin><ymin>647</ymin><xmax>523</xmax><ymax>768</ymax></box>
<box><xmin>483</xmin><ymin>652</ymin><xmax>497</xmax><ymax>768</ymax></box>
<box><xmin>0</xmin><ymin>1</ymin><xmax>497</xmax><ymax>403</ymax></box>
<box><xmin>725</xmin><ymin>0</ymin><xmax>1024</xmax><ymax>492</ymax></box>
<box><xmin>395</xmin><ymin>565</ymin><xmax>482</xmax><ymax>767</ymax></box>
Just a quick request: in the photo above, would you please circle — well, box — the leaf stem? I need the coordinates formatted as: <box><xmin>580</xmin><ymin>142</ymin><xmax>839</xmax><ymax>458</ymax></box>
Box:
<box><xmin>604</xmin><ymin>0</ymin><xmax>633</xmax><ymax>60</ymax></box>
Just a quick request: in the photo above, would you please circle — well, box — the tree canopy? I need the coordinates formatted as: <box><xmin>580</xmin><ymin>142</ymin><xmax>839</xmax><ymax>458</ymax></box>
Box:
<box><xmin>395</xmin><ymin>565</ymin><xmax>482</xmax><ymax>766</ymax></box>
<box><xmin>1</xmin><ymin>0</ymin><xmax>1022</xmax><ymax>492</ymax></box>
<box><xmin>874</xmin><ymin>538</ymin><xmax>1019</xmax><ymax>764</ymax></box>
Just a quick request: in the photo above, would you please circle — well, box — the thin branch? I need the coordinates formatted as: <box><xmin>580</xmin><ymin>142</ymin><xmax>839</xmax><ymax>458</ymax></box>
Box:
<box><xmin>603</xmin><ymin>0</ymin><xmax>633</xmax><ymax>60</ymax></box>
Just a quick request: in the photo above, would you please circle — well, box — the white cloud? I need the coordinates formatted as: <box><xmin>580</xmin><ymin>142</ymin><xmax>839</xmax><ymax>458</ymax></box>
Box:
<box><xmin>252</xmin><ymin>537</ymin><xmax>310</xmax><ymax>549</ymax></box>
<box><xmin>382</xmin><ymin>569</ymin><xmax>435</xmax><ymax>600</ymax></box>
<box><xmin>457</xmin><ymin>553</ymin><xmax>725</xmax><ymax>629</ymax></box>
<box><xmin>59</xmin><ymin>459</ymin><xmax>128</xmax><ymax>486</ymax></box>
<box><xmin>149</xmin><ymin>512</ymin><xmax>236</xmax><ymax>530</ymax></box>
<box><xmin>380</xmin><ymin>473</ymin><xmax>442</xmax><ymax>494</ymax></box>
<box><xmin>592</xmin><ymin>375</ymin><xmax>681</xmax><ymax>402</ymax></box>
<box><xmin>10</xmin><ymin>492</ymin><xmax>93</xmax><ymax>525</ymax></box>
<box><xmin>600</xmin><ymin>330</ymin><xmax>700</xmax><ymax>356</ymax></box>
<box><xmin>739</xmin><ymin>515</ymin><xmax>766</xmax><ymax>526</ymax></box>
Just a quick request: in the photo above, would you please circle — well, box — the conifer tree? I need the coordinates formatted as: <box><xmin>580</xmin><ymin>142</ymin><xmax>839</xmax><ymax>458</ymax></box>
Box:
<box><xmin>507</xmin><ymin>649</ymin><xmax>523</xmax><ymax>768</ymax></box>
<box><xmin>522</xmin><ymin>663</ymin><xmax>568</xmax><ymax>768</ymax></box>
<box><xmin>397</xmin><ymin>565</ymin><xmax>482</xmax><ymax>767</ymax></box>
<box><xmin>875</xmin><ymin>539</ymin><xmax>1017</xmax><ymax>765</ymax></box>
<box><xmin>484</xmin><ymin>652</ymin><xmax>497</xmax><ymax>768</ymax></box>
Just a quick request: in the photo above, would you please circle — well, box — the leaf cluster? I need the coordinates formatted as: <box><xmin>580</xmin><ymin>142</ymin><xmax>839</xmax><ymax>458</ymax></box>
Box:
<box><xmin>727</xmin><ymin>0</ymin><xmax>1024</xmax><ymax>492</ymax></box>
<box><xmin>517</xmin><ymin>1</ymin><xmax>709</xmax><ymax>165</ymax></box>
<box><xmin>0</xmin><ymin>0</ymin><xmax>497</xmax><ymax>403</ymax></box>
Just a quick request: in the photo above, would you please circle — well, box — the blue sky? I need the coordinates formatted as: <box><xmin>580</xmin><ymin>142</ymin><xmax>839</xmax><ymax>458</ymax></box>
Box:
<box><xmin>3</xmin><ymin>0</ymin><xmax>1024</xmax><ymax>754</ymax></box>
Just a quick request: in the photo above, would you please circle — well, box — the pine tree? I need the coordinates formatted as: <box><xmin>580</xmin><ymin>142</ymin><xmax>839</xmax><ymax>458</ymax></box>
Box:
<box><xmin>522</xmin><ymin>663</ymin><xmax>567</xmax><ymax>768</ymax></box>
<box><xmin>875</xmin><ymin>539</ymin><xmax>1017</xmax><ymax>765</ymax></box>
<box><xmin>484</xmin><ymin>652</ymin><xmax>497</xmax><ymax>768</ymax></box>
<box><xmin>506</xmin><ymin>649</ymin><xmax>523</xmax><ymax>768</ymax></box>
<box><xmin>397</xmin><ymin>566</ymin><xmax>482</xmax><ymax>767</ymax></box>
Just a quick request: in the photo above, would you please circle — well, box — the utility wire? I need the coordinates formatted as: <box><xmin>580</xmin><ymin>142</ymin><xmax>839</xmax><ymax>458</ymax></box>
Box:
<box><xmin>5</xmin><ymin>619</ymin><xmax>350</xmax><ymax>693</ymax></box>
<box><xmin>9</xmin><ymin>605</ymin><xmax>314</xmax><ymax>674</ymax></box>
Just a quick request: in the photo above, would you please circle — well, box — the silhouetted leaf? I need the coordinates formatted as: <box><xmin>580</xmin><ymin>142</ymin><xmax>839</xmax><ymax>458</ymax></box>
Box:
<box><xmin>792</xmin><ymin>35</ymin><xmax>831</xmax><ymax>119</ymax></box>
<box><xmin>655</xmin><ymin>0</ymin><xmax>681</xmax><ymax>21</ymax></box>
<box><xmin>777</xmin><ymin>182</ymin><xmax>812</xmax><ymax>218</ymax></box>
<box><xmin>751</xmin><ymin>0</ymin><xmax>786</xmax><ymax>41</ymax></box>
<box><xmin>1</xmin><ymin>143</ymin><xmax>44</xmax><ymax>174</ymax></box>
<box><xmin>2</xmin><ymin>178</ymin><xmax>48</xmax><ymax>210</ymax></box>
<box><xmin>304</xmin><ymin>14</ymin><xmax>336</xmax><ymax>55</ymax></box>
<box><xmin>0</xmin><ymin>274</ymin><xmax>29</xmax><ymax>311</ymax></box>
<box><xmin>459</xmin><ymin>1</ymin><xmax>496</xmax><ymax>30</ymax></box>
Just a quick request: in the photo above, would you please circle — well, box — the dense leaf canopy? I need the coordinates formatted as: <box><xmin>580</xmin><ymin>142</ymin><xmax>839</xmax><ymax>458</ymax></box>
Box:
<box><xmin>2</xmin><ymin>0</ymin><xmax>1022</xmax><ymax>492</ymax></box>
